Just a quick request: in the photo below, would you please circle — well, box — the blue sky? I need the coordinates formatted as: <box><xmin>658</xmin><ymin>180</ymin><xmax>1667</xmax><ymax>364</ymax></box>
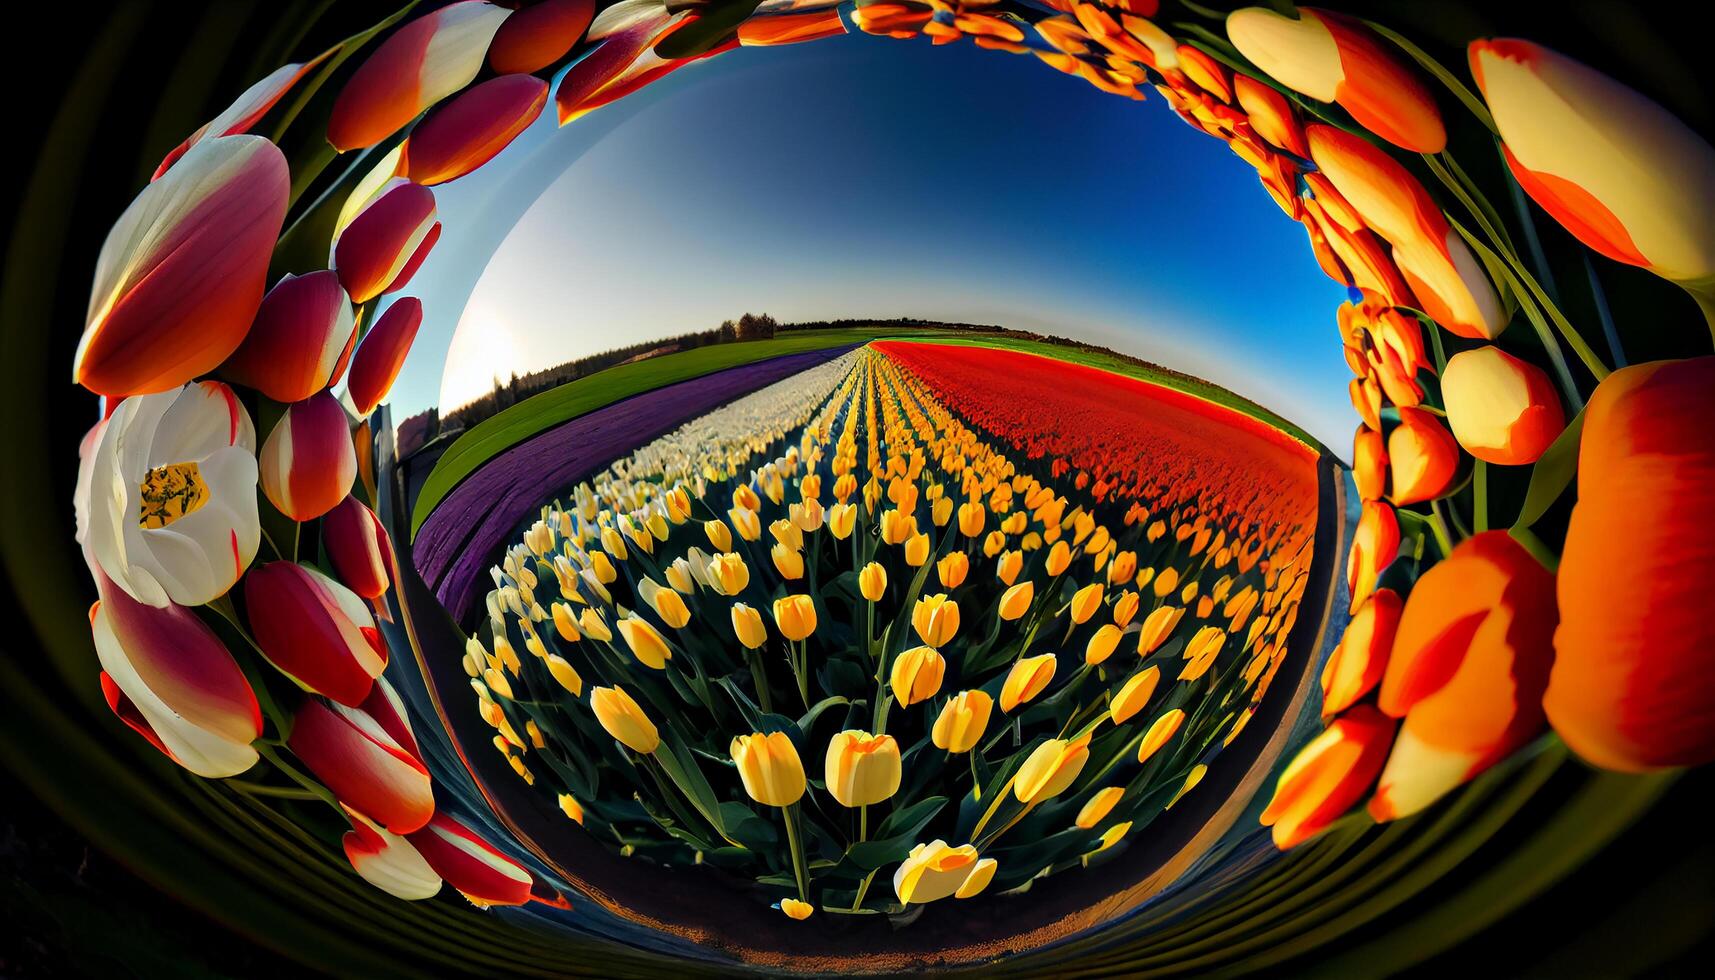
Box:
<box><xmin>380</xmin><ymin>29</ymin><xmax>1354</xmax><ymax>448</ymax></box>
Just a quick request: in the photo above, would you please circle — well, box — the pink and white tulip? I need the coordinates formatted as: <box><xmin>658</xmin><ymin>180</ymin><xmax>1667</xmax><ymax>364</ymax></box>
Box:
<box><xmin>221</xmin><ymin>271</ymin><xmax>357</xmax><ymax>403</ymax></box>
<box><xmin>245</xmin><ymin>561</ymin><xmax>386</xmax><ymax>707</ymax></box>
<box><xmin>260</xmin><ymin>391</ymin><xmax>358</xmax><ymax>522</ymax></box>
<box><xmin>154</xmin><ymin>58</ymin><xmax>328</xmax><ymax>179</ymax></box>
<box><xmin>341</xmin><ymin>806</ymin><xmax>442</xmax><ymax>900</ymax></box>
<box><xmin>333</xmin><ymin>180</ymin><xmax>440</xmax><ymax>304</ymax></box>
<box><xmin>288</xmin><ymin>692</ymin><xmax>433</xmax><ymax>833</ymax></box>
<box><xmin>406</xmin><ymin>812</ymin><xmax>535</xmax><ymax>907</ymax></box>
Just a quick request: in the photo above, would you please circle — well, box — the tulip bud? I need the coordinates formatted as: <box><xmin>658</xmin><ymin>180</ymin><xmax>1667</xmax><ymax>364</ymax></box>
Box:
<box><xmin>546</xmin><ymin>654</ymin><xmax>583</xmax><ymax>697</ymax></box>
<box><xmin>347</xmin><ymin>297</ymin><xmax>424</xmax><ymax>417</ymax></box>
<box><xmin>903</xmin><ymin>531</ymin><xmax>931</xmax><ymax>566</ymax></box>
<box><xmin>1548</xmin><ymin>357</ymin><xmax>1715</xmax><ymax>771</ymax></box>
<box><xmin>617</xmin><ymin>616</ymin><xmax>672</xmax><ymax>670</ymax></box>
<box><xmin>405</xmin><ymin>74</ymin><xmax>547</xmax><ymax>186</ymax></box>
<box><xmin>771</xmin><ymin>543</ymin><xmax>805</xmax><ymax>580</ymax></box>
<box><xmin>936</xmin><ymin>551</ymin><xmax>969</xmax><ymax>589</ymax></box>
<box><xmin>246</xmin><ymin>561</ymin><xmax>385</xmax><ymax>706</ymax></box>
<box><xmin>998</xmin><ymin>581</ymin><xmax>1034</xmax><ymax>621</ymax></box>
<box><xmin>1353</xmin><ymin>424</ymin><xmax>1388</xmax><ymax>501</ymax></box>
<box><xmin>75</xmin><ymin>136</ymin><xmax>288</xmax><ymax>397</ymax></box>
<box><xmin>890</xmin><ymin>646</ymin><xmax>946</xmax><ymax>707</ymax></box>
<box><xmin>730</xmin><ymin>506</ymin><xmax>762</xmax><ymax>542</ymax></box>
<box><xmin>589</xmin><ymin>550</ymin><xmax>618</xmax><ymax>584</ymax></box>
<box><xmin>731</xmin><ymin>602</ymin><xmax>767</xmax><ymax>649</ymax></box>
<box><xmin>1320</xmin><ymin>588</ymin><xmax>1401</xmax><ymax>716</ymax></box>
<box><xmin>931</xmin><ymin>690</ymin><xmax>993</xmax><ymax>754</ymax></box>
<box><xmin>1070</xmin><ymin>582</ymin><xmax>1104</xmax><ymax>624</ymax></box>
<box><xmin>1136</xmin><ymin>708</ymin><xmax>1186</xmax><ymax>764</ymax></box>
<box><xmin>708</xmin><ymin>552</ymin><xmax>750</xmax><ymax>596</ymax></box>
<box><xmin>341</xmin><ymin>807</ymin><xmax>442</xmax><ymax>900</ymax></box>
<box><xmin>1226</xmin><ymin>7</ymin><xmax>1445</xmax><ymax>152</ymax></box>
<box><xmin>859</xmin><ymin>562</ymin><xmax>887</xmax><ymax>602</ymax></box>
<box><xmin>1387</xmin><ymin>407</ymin><xmax>1460</xmax><ymax>504</ymax></box>
<box><xmin>824</xmin><ymin>730</ymin><xmax>902</xmax><ymax>807</ymax></box>
<box><xmin>912</xmin><ymin>594</ymin><xmax>961</xmax><ymax>647</ymax></box>
<box><xmin>893</xmin><ymin>840</ymin><xmax>984</xmax><ymax>905</ymax></box>
<box><xmin>1046</xmin><ymin>540</ymin><xmax>1072</xmax><ymax>576</ymax></box>
<box><xmin>1441</xmin><ymin>346</ymin><xmax>1566</xmax><ymax>466</ymax></box>
<box><xmin>405</xmin><ymin>811</ymin><xmax>535</xmax><ymax>907</ymax></box>
<box><xmin>260</xmin><ymin>391</ymin><xmax>358</xmax><ymax>521</ymax></box>
<box><xmin>1000</xmin><ymin>654</ymin><xmax>1057</xmax><ymax>712</ymax></box>
<box><xmin>772</xmin><ymin>594</ymin><xmax>817</xmax><ymax>641</ymax></box>
<box><xmin>1346</xmin><ymin>502</ymin><xmax>1399</xmax><ymax>613</ymax></box>
<box><xmin>730</xmin><ymin>731</ymin><xmax>806</xmax><ymax>807</ymax></box>
<box><xmin>1085</xmin><ymin>624</ymin><xmax>1124</xmax><ymax>665</ymax></box>
<box><xmin>1110</xmin><ymin>666</ymin><xmax>1161</xmax><ymax>724</ymax></box>
<box><xmin>1153</xmin><ymin>567</ymin><xmax>1181</xmax><ymax>599</ymax></box>
<box><xmin>323</xmin><ymin>494</ymin><xmax>393</xmax><ymax>599</ymax></box>
<box><xmin>705</xmin><ymin>519</ymin><xmax>733</xmax><ymax>552</ymax></box>
<box><xmin>90</xmin><ymin>573</ymin><xmax>262</xmax><ymax>779</ymax></box>
<box><xmin>958</xmin><ymin>500</ymin><xmax>985</xmax><ymax>537</ymax></box>
<box><xmin>1112</xmin><ymin>590</ymin><xmax>1141</xmax><ymax>629</ymax></box>
<box><xmin>327</xmin><ymin>1</ymin><xmax>514</xmax><ymax>151</ymax></box>
<box><xmin>1107</xmin><ymin>550</ymin><xmax>1138</xmax><ymax>586</ymax></box>
<box><xmin>289</xmin><ymin>693</ymin><xmax>433</xmax><ymax>833</ymax></box>
<box><xmin>1014</xmin><ymin>734</ymin><xmax>1090</xmax><ymax>803</ymax></box>
<box><xmin>590</xmin><ymin>686</ymin><xmax>659</xmax><ymax>754</ymax></box>
<box><xmin>1076</xmin><ymin>786</ymin><xmax>1125</xmax><ymax>830</ymax></box>
<box><xmin>828</xmin><ymin>502</ymin><xmax>857</xmax><ymax>539</ymax></box>
<box><xmin>578</xmin><ymin>607</ymin><xmax>613</xmax><ymax>643</ymax></box>
<box><xmin>489</xmin><ymin>0</ymin><xmax>594</xmax><ymax>74</ymax></box>
<box><xmin>1262</xmin><ymin>704</ymin><xmax>1395</xmax><ymax>848</ymax></box>
<box><xmin>996</xmin><ymin>549</ymin><xmax>1024</xmax><ymax>586</ymax></box>
<box><xmin>333</xmin><ymin>180</ymin><xmax>439</xmax><ymax>304</ymax></box>
<box><xmin>222</xmin><ymin>271</ymin><xmax>357</xmax><ymax>403</ymax></box>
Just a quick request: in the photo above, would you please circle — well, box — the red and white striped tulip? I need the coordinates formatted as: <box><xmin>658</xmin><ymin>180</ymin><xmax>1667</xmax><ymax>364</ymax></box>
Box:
<box><xmin>1471</xmin><ymin>40</ymin><xmax>1715</xmax><ymax>284</ymax></box>
<box><xmin>260</xmin><ymin>391</ymin><xmax>358</xmax><ymax>521</ymax></box>
<box><xmin>333</xmin><ymin>179</ymin><xmax>440</xmax><ymax>304</ymax></box>
<box><xmin>1226</xmin><ymin>6</ymin><xmax>1444</xmax><ymax>153</ymax></box>
<box><xmin>404</xmin><ymin>74</ymin><xmax>548</xmax><ymax>186</ymax></box>
<box><xmin>324</xmin><ymin>494</ymin><xmax>395</xmax><ymax>600</ymax></box>
<box><xmin>75</xmin><ymin>135</ymin><xmax>288</xmax><ymax>396</ymax></box>
<box><xmin>341</xmin><ymin>806</ymin><xmax>442</xmax><ymax>900</ymax></box>
<box><xmin>1370</xmin><ymin>531</ymin><xmax>1556</xmax><ymax>821</ymax></box>
<box><xmin>1548</xmin><ymin>357</ymin><xmax>1715</xmax><ymax>771</ymax></box>
<box><xmin>1441</xmin><ymin>345</ymin><xmax>1565</xmax><ymax>465</ymax></box>
<box><xmin>347</xmin><ymin>297</ymin><xmax>423</xmax><ymax>417</ymax></box>
<box><xmin>221</xmin><ymin>272</ymin><xmax>357</xmax><ymax>403</ymax></box>
<box><xmin>406</xmin><ymin>812</ymin><xmax>535</xmax><ymax>907</ymax></box>
<box><xmin>554</xmin><ymin>7</ymin><xmax>672</xmax><ymax>124</ymax></box>
<box><xmin>490</xmin><ymin>0</ymin><xmax>596</xmax><ymax>73</ymax></box>
<box><xmin>83</xmin><ymin>381</ymin><xmax>260</xmax><ymax>608</ymax></box>
<box><xmin>1307</xmin><ymin>124</ymin><xmax>1506</xmax><ymax>340</ymax></box>
<box><xmin>91</xmin><ymin>572</ymin><xmax>262</xmax><ymax>778</ymax></box>
<box><xmin>154</xmin><ymin>58</ymin><xmax>327</xmax><ymax>179</ymax></box>
<box><xmin>326</xmin><ymin>0</ymin><xmax>513</xmax><ymax>151</ymax></box>
<box><xmin>245</xmin><ymin>561</ymin><xmax>386</xmax><ymax>707</ymax></box>
<box><xmin>288</xmin><ymin>690</ymin><xmax>433</xmax><ymax>833</ymax></box>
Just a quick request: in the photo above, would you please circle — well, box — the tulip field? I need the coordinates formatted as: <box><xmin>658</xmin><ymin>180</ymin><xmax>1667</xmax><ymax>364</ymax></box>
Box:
<box><xmin>468</xmin><ymin>341</ymin><xmax>1320</xmax><ymax>915</ymax></box>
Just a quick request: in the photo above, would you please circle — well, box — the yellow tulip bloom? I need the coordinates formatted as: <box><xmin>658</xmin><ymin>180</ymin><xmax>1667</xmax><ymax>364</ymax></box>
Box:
<box><xmin>546</xmin><ymin>654</ymin><xmax>584</xmax><ymax>697</ymax></box>
<box><xmin>859</xmin><ymin>561</ymin><xmax>887</xmax><ymax>602</ymax></box>
<box><xmin>1110</xmin><ymin>666</ymin><xmax>1160</xmax><ymax>724</ymax></box>
<box><xmin>772</xmin><ymin>594</ymin><xmax>817</xmax><ymax>641</ymax></box>
<box><xmin>1014</xmin><ymin>734</ymin><xmax>1090</xmax><ymax>803</ymax></box>
<box><xmin>591</xmin><ymin>686</ymin><xmax>659</xmax><ymax>754</ymax></box>
<box><xmin>731</xmin><ymin>602</ymin><xmax>767</xmax><ymax>650</ymax></box>
<box><xmin>824</xmin><ymin>730</ymin><xmax>902</xmax><ymax>807</ymax></box>
<box><xmin>912</xmin><ymin>594</ymin><xmax>961</xmax><ymax>647</ymax></box>
<box><xmin>936</xmin><ymin>551</ymin><xmax>969</xmax><ymax>589</ymax></box>
<box><xmin>730</xmin><ymin>731</ymin><xmax>806</xmax><ymax>807</ymax></box>
<box><xmin>1000</xmin><ymin>654</ymin><xmax>1057</xmax><ymax>712</ymax></box>
<box><xmin>1085</xmin><ymin>624</ymin><xmax>1123</xmax><ymax>665</ymax></box>
<box><xmin>931</xmin><ymin>690</ymin><xmax>993</xmax><ymax>753</ymax></box>
<box><xmin>617</xmin><ymin>616</ymin><xmax>672</xmax><ymax>669</ymax></box>
<box><xmin>1075</xmin><ymin>786</ymin><xmax>1125</xmax><ymax>829</ymax></box>
<box><xmin>890</xmin><ymin>645</ymin><xmax>946</xmax><ymax>706</ymax></box>
<box><xmin>1137</xmin><ymin>709</ymin><xmax>1186</xmax><ymax>764</ymax></box>
<box><xmin>998</xmin><ymin>581</ymin><xmax>1034</xmax><ymax>621</ymax></box>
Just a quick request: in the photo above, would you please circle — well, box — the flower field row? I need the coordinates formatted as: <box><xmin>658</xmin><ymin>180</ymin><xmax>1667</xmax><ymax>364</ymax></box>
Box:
<box><xmin>467</xmin><ymin>343</ymin><xmax>1320</xmax><ymax>919</ymax></box>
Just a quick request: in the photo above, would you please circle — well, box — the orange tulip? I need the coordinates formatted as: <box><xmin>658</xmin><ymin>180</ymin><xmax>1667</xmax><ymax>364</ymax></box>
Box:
<box><xmin>1547</xmin><ymin>357</ymin><xmax>1715</xmax><ymax>770</ymax></box>
<box><xmin>1352</xmin><ymin>424</ymin><xmax>1387</xmax><ymax>501</ymax></box>
<box><xmin>1000</xmin><ymin>654</ymin><xmax>1057</xmax><ymax>712</ymax></box>
<box><xmin>488</xmin><ymin>0</ymin><xmax>594</xmax><ymax>74</ymax></box>
<box><xmin>1441</xmin><ymin>346</ymin><xmax>1566</xmax><ymax>465</ymax></box>
<box><xmin>1260</xmin><ymin>704</ymin><xmax>1395</xmax><ymax>848</ymax></box>
<box><xmin>1470</xmin><ymin>39</ymin><xmax>1715</xmax><ymax>283</ymax></box>
<box><xmin>327</xmin><ymin>0</ymin><xmax>513</xmax><ymax>151</ymax></box>
<box><xmin>75</xmin><ymin>135</ymin><xmax>288</xmax><ymax>397</ymax></box>
<box><xmin>1306</xmin><ymin>125</ymin><xmax>1504</xmax><ymax>340</ymax></box>
<box><xmin>1386</xmin><ymin>407</ymin><xmax>1459</xmax><ymax>505</ymax></box>
<box><xmin>333</xmin><ymin>180</ymin><xmax>440</xmax><ymax>304</ymax></box>
<box><xmin>222</xmin><ymin>271</ymin><xmax>357</xmax><ymax>403</ymax></box>
<box><xmin>348</xmin><ymin>297</ymin><xmax>424</xmax><ymax>417</ymax></box>
<box><xmin>1370</xmin><ymin>531</ymin><xmax>1555</xmax><ymax>820</ymax></box>
<box><xmin>738</xmin><ymin>9</ymin><xmax>848</xmax><ymax>47</ymax></box>
<box><xmin>1226</xmin><ymin>7</ymin><xmax>1444</xmax><ymax>153</ymax></box>
<box><xmin>405</xmin><ymin>74</ymin><xmax>548</xmax><ymax>186</ymax></box>
<box><xmin>1233</xmin><ymin>74</ymin><xmax>1308</xmax><ymax>157</ymax></box>
<box><xmin>1320</xmin><ymin>588</ymin><xmax>1400</xmax><ymax>715</ymax></box>
<box><xmin>1346</xmin><ymin>501</ymin><xmax>1398</xmax><ymax>613</ymax></box>
<box><xmin>260</xmin><ymin>392</ymin><xmax>359</xmax><ymax>522</ymax></box>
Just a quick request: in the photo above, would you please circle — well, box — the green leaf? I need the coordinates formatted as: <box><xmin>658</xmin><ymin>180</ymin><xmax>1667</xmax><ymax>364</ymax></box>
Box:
<box><xmin>877</xmin><ymin>795</ymin><xmax>948</xmax><ymax>840</ymax></box>
<box><xmin>796</xmin><ymin>695</ymin><xmax>851</xmax><ymax>735</ymax></box>
<box><xmin>1513</xmin><ymin>409</ymin><xmax>1584</xmax><ymax>530</ymax></box>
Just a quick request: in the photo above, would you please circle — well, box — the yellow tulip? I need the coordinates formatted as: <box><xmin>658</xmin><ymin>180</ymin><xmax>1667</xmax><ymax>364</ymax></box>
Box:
<box><xmin>704</xmin><ymin>519</ymin><xmax>733</xmax><ymax>552</ymax></box>
<box><xmin>998</xmin><ymin>581</ymin><xmax>1034</xmax><ymax>621</ymax></box>
<box><xmin>890</xmin><ymin>645</ymin><xmax>945</xmax><ymax>706</ymax></box>
<box><xmin>781</xmin><ymin>898</ymin><xmax>813</xmax><ymax>920</ymax></box>
<box><xmin>579</xmin><ymin>608</ymin><xmax>613</xmax><ymax>643</ymax></box>
<box><xmin>558</xmin><ymin>793</ymin><xmax>584</xmax><ymax>824</ymax></box>
<box><xmin>546</xmin><ymin>654</ymin><xmax>584</xmax><ymax>697</ymax></box>
<box><xmin>931</xmin><ymin>496</ymin><xmax>954</xmax><ymax>527</ymax></box>
<box><xmin>1112</xmin><ymin>590</ymin><xmax>1140</xmax><ymax>628</ymax></box>
<box><xmin>772</xmin><ymin>594</ymin><xmax>817</xmax><ymax>641</ymax></box>
<box><xmin>954</xmin><ymin>857</ymin><xmax>998</xmax><ymax>899</ymax></box>
<box><xmin>1085</xmin><ymin>624</ymin><xmax>1123</xmax><ymax>665</ymax></box>
<box><xmin>552</xmin><ymin>602</ymin><xmax>581</xmax><ymax>642</ymax></box>
<box><xmin>983</xmin><ymin>530</ymin><xmax>1006</xmax><ymax>557</ymax></box>
<box><xmin>1137</xmin><ymin>605</ymin><xmax>1185</xmax><ymax>656</ymax></box>
<box><xmin>1110</xmin><ymin>666</ymin><xmax>1161</xmax><ymax>724</ymax></box>
<box><xmin>1075</xmin><ymin>786</ymin><xmax>1125</xmax><ymax>829</ymax></box>
<box><xmin>912</xmin><ymin>594</ymin><xmax>961</xmax><ymax>647</ymax></box>
<box><xmin>591</xmin><ymin>686</ymin><xmax>659</xmax><ymax>754</ymax></box>
<box><xmin>617</xmin><ymin>616</ymin><xmax>672</xmax><ymax>669</ymax></box>
<box><xmin>731</xmin><ymin>602</ymin><xmax>767</xmax><ymax>650</ymax></box>
<box><xmin>600</xmin><ymin>526</ymin><xmax>628</xmax><ymax>562</ymax></box>
<box><xmin>649</xmin><ymin>588</ymin><xmax>691</xmax><ymax>629</ymax></box>
<box><xmin>880</xmin><ymin>507</ymin><xmax>914</xmax><ymax>545</ymax></box>
<box><xmin>1137</xmin><ymin>709</ymin><xmax>1186</xmax><ymax>763</ymax></box>
<box><xmin>859</xmin><ymin>562</ymin><xmax>887</xmax><ymax>602</ymax></box>
<box><xmin>1014</xmin><ymin>734</ymin><xmax>1090</xmax><ymax>803</ymax></box>
<box><xmin>730</xmin><ymin>731</ymin><xmax>805</xmax><ymax>807</ymax></box>
<box><xmin>893</xmin><ymin>840</ymin><xmax>982</xmax><ymax>904</ymax></box>
<box><xmin>1094</xmin><ymin>821</ymin><xmax>1132</xmax><ymax>853</ymax></box>
<box><xmin>1168</xmin><ymin>764</ymin><xmax>1208</xmax><ymax>809</ymax></box>
<box><xmin>589</xmin><ymin>551</ymin><xmax>617</xmax><ymax>585</ymax></box>
<box><xmin>708</xmin><ymin>553</ymin><xmax>750</xmax><ymax>596</ymax></box>
<box><xmin>1046</xmin><ymin>540</ymin><xmax>1072</xmax><ymax>576</ymax></box>
<box><xmin>1070</xmin><ymin>582</ymin><xmax>1104</xmax><ymax>624</ymax></box>
<box><xmin>824</xmin><ymin>730</ymin><xmax>902</xmax><ymax>807</ymax></box>
<box><xmin>1000</xmin><ymin>654</ymin><xmax>1057</xmax><ymax>712</ymax></box>
<box><xmin>771</xmin><ymin>543</ymin><xmax>805</xmax><ymax>580</ymax></box>
<box><xmin>665</xmin><ymin>558</ymin><xmax>696</xmax><ymax>595</ymax></box>
<box><xmin>937</xmin><ymin>551</ymin><xmax>969</xmax><ymax>589</ymax></box>
<box><xmin>1153</xmin><ymin>566</ymin><xmax>1180</xmax><ymax>598</ymax></box>
<box><xmin>828</xmin><ymin>502</ymin><xmax>857</xmax><ymax>539</ymax></box>
<box><xmin>996</xmin><ymin>549</ymin><xmax>1023</xmax><ymax>586</ymax></box>
<box><xmin>931</xmin><ymin>690</ymin><xmax>993</xmax><ymax>753</ymax></box>
<box><xmin>1107</xmin><ymin>550</ymin><xmax>1138</xmax><ymax>586</ymax></box>
<box><xmin>769</xmin><ymin>518</ymin><xmax>802</xmax><ymax>551</ymax></box>
<box><xmin>958</xmin><ymin>500</ymin><xmax>985</xmax><ymax>537</ymax></box>
<box><xmin>730</xmin><ymin>506</ymin><xmax>762</xmax><ymax>542</ymax></box>
<box><xmin>903</xmin><ymin>531</ymin><xmax>931</xmax><ymax>566</ymax></box>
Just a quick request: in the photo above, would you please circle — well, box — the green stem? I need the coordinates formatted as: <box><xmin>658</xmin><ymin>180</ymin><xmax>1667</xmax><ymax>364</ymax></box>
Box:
<box><xmin>846</xmin><ymin>805</ymin><xmax>875</xmax><ymax>910</ymax></box>
<box><xmin>1425</xmin><ymin>506</ymin><xmax>1455</xmax><ymax>559</ymax></box>
<box><xmin>254</xmin><ymin>744</ymin><xmax>340</xmax><ymax>811</ymax></box>
<box><xmin>783</xmin><ymin>802</ymin><xmax>810</xmax><ymax>903</ymax></box>
<box><xmin>227</xmin><ymin>780</ymin><xmax>321</xmax><ymax>801</ymax></box>
<box><xmin>1473</xmin><ymin>460</ymin><xmax>1489</xmax><ymax>534</ymax></box>
<box><xmin>747</xmin><ymin>650</ymin><xmax>773</xmax><ymax>714</ymax></box>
